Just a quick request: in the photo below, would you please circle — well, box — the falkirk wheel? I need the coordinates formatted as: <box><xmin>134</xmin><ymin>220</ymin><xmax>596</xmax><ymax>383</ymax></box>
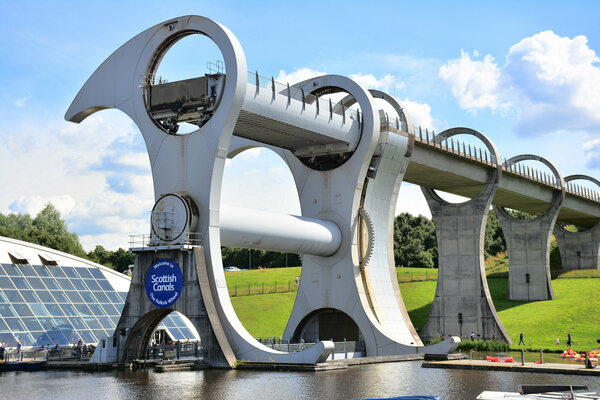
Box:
<box><xmin>66</xmin><ymin>15</ymin><xmax>460</xmax><ymax>367</ymax></box>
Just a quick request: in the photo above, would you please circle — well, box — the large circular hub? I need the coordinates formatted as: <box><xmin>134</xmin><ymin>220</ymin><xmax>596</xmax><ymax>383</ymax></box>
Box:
<box><xmin>151</xmin><ymin>194</ymin><xmax>198</xmax><ymax>242</ymax></box>
<box><xmin>144</xmin><ymin>31</ymin><xmax>226</xmax><ymax>135</ymax></box>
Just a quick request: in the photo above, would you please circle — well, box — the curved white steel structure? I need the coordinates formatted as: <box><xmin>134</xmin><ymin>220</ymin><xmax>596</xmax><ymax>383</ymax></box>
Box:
<box><xmin>64</xmin><ymin>14</ymin><xmax>600</xmax><ymax>367</ymax></box>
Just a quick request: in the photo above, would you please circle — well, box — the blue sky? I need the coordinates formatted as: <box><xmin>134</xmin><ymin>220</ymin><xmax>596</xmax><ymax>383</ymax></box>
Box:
<box><xmin>1</xmin><ymin>1</ymin><xmax>600</xmax><ymax>250</ymax></box>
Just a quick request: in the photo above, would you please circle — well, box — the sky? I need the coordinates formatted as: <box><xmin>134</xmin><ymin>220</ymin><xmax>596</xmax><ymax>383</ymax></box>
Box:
<box><xmin>1</xmin><ymin>0</ymin><xmax>600</xmax><ymax>251</ymax></box>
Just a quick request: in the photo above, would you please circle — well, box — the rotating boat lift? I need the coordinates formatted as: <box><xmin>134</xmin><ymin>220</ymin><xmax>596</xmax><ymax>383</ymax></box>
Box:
<box><xmin>67</xmin><ymin>15</ymin><xmax>459</xmax><ymax>366</ymax></box>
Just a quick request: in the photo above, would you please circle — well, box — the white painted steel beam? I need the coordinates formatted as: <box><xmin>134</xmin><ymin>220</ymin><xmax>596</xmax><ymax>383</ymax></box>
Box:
<box><xmin>219</xmin><ymin>205</ymin><xmax>342</xmax><ymax>256</ymax></box>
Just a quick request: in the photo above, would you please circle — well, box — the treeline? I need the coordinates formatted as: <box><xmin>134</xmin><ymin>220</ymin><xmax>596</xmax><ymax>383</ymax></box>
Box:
<box><xmin>0</xmin><ymin>203</ymin><xmax>561</xmax><ymax>272</ymax></box>
<box><xmin>0</xmin><ymin>204</ymin><xmax>134</xmax><ymax>273</ymax></box>
<box><xmin>394</xmin><ymin>210</ymin><xmax>507</xmax><ymax>268</ymax></box>
<box><xmin>221</xmin><ymin>247</ymin><xmax>301</xmax><ymax>269</ymax></box>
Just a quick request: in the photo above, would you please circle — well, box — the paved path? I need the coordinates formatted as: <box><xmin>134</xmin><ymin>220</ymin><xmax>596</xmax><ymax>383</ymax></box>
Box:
<box><xmin>422</xmin><ymin>359</ymin><xmax>600</xmax><ymax>376</ymax></box>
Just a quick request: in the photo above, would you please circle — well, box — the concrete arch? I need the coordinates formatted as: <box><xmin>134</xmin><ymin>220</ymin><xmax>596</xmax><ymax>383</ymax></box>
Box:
<box><xmin>554</xmin><ymin>175</ymin><xmax>600</xmax><ymax>270</ymax></box>
<box><xmin>336</xmin><ymin>90</ymin><xmax>415</xmax><ymax>135</ymax></box>
<box><xmin>424</xmin><ymin>127</ymin><xmax>502</xmax><ymax>207</ymax></box>
<box><xmin>292</xmin><ymin>308</ymin><xmax>363</xmax><ymax>343</ymax></box>
<box><xmin>420</xmin><ymin>128</ymin><xmax>509</xmax><ymax>343</ymax></box>
<box><xmin>495</xmin><ymin>154</ymin><xmax>565</xmax><ymax>222</ymax></box>
<box><xmin>493</xmin><ymin>154</ymin><xmax>565</xmax><ymax>301</ymax></box>
<box><xmin>120</xmin><ymin>309</ymin><xmax>173</xmax><ymax>361</ymax></box>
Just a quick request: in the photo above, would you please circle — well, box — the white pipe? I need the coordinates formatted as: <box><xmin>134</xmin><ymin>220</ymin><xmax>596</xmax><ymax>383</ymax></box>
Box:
<box><xmin>220</xmin><ymin>205</ymin><xmax>342</xmax><ymax>257</ymax></box>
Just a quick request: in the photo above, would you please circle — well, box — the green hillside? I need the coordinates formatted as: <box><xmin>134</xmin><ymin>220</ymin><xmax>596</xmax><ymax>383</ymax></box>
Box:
<box><xmin>225</xmin><ymin>266</ymin><xmax>600</xmax><ymax>351</ymax></box>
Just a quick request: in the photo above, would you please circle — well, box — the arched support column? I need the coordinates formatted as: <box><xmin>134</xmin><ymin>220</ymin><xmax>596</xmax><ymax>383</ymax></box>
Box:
<box><xmin>493</xmin><ymin>154</ymin><xmax>565</xmax><ymax>301</ymax></box>
<box><xmin>421</xmin><ymin>128</ymin><xmax>510</xmax><ymax>343</ymax></box>
<box><xmin>553</xmin><ymin>175</ymin><xmax>600</xmax><ymax>270</ymax></box>
<box><xmin>115</xmin><ymin>248</ymin><xmax>233</xmax><ymax>366</ymax></box>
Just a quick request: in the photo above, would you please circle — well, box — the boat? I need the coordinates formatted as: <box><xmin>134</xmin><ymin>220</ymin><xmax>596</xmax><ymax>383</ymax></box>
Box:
<box><xmin>477</xmin><ymin>385</ymin><xmax>599</xmax><ymax>399</ymax></box>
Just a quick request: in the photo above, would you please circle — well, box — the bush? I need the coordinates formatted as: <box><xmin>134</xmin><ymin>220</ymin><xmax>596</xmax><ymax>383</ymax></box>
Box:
<box><xmin>457</xmin><ymin>339</ymin><xmax>510</xmax><ymax>352</ymax></box>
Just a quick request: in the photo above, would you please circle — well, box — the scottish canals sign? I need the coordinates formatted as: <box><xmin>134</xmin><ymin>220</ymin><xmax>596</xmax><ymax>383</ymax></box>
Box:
<box><xmin>145</xmin><ymin>259</ymin><xmax>183</xmax><ymax>307</ymax></box>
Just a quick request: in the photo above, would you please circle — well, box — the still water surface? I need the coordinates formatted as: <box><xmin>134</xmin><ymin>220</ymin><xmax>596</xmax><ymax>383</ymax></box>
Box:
<box><xmin>1</xmin><ymin>361</ymin><xmax>598</xmax><ymax>400</ymax></box>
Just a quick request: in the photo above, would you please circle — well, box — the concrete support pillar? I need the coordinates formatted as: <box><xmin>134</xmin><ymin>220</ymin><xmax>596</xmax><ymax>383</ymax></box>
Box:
<box><xmin>421</xmin><ymin>128</ymin><xmax>510</xmax><ymax>343</ymax></box>
<box><xmin>554</xmin><ymin>224</ymin><xmax>600</xmax><ymax>270</ymax></box>
<box><xmin>494</xmin><ymin>155</ymin><xmax>565</xmax><ymax>301</ymax></box>
<box><xmin>115</xmin><ymin>247</ymin><xmax>233</xmax><ymax>367</ymax></box>
<box><xmin>553</xmin><ymin>175</ymin><xmax>600</xmax><ymax>271</ymax></box>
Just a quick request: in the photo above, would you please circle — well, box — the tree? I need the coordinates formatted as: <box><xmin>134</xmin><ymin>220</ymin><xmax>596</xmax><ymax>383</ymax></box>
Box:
<box><xmin>484</xmin><ymin>209</ymin><xmax>506</xmax><ymax>257</ymax></box>
<box><xmin>393</xmin><ymin>213</ymin><xmax>437</xmax><ymax>268</ymax></box>
<box><xmin>0</xmin><ymin>203</ymin><xmax>86</xmax><ymax>258</ymax></box>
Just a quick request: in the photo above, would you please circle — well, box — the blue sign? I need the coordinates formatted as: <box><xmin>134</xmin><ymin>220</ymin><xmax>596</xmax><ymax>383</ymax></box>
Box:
<box><xmin>145</xmin><ymin>259</ymin><xmax>183</xmax><ymax>307</ymax></box>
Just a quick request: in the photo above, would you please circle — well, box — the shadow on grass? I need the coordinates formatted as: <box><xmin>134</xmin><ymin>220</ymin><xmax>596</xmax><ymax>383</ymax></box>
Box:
<box><xmin>487</xmin><ymin>278</ymin><xmax>528</xmax><ymax>312</ymax></box>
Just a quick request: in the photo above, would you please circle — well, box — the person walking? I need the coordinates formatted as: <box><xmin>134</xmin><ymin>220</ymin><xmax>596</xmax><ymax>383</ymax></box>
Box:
<box><xmin>556</xmin><ymin>335</ymin><xmax>560</xmax><ymax>346</ymax></box>
<box><xmin>518</xmin><ymin>332</ymin><xmax>525</xmax><ymax>346</ymax></box>
<box><xmin>470</xmin><ymin>331</ymin><xmax>475</xmax><ymax>341</ymax></box>
<box><xmin>16</xmin><ymin>340</ymin><xmax>22</xmax><ymax>361</ymax></box>
<box><xmin>567</xmin><ymin>332</ymin><xmax>572</xmax><ymax>348</ymax></box>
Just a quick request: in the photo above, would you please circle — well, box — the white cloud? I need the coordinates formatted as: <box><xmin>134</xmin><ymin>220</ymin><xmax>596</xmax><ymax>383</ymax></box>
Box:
<box><xmin>10</xmin><ymin>195</ymin><xmax>76</xmax><ymax>217</ymax></box>
<box><xmin>349</xmin><ymin>73</ymin><xmax>404</xmax><ymax>92</ymax></box>
<box><xmin>12</xmin><ymin>97</ymin><xmax>29</xmax><ymax>107</ymax></box>
<box><xmin>439</xmin><ymin>51</ymin><xmax>505</xmax><ymax>111</ymax></box>
<box><xmin>439</xmin><ymin>31</ymin><xmax>600</xmax><ymax>138</ymax></box>
<box><xmin>0</xmin><ymin>111</ymin><xmax>153</xmax><ymax>251</ymax></box>
<box><xmin>276</xmin><ymin>68</ymin><xmax>325</xmax><ymax>85</ymax></box>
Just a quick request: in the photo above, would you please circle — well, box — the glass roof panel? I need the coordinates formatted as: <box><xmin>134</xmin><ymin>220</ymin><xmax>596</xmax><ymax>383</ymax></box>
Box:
<box><xmin>78</xmin><ymin>330</ymin><xmax>96</xmax><ymax>344</ymax></box>
<box><xmin>79</xmin><ymin>291</ymin><xmax>97</xmax><ymax>303</ymax></box>
<box><xmin>0</xmin><ymin>317</ymin><xmax>9</xmax><ymax>333</ymax></box>
<box><xmin>5</xmin><ymin>317</ymin><xmax>26</xmax><ymax>332</ymax></box>
<box><xmin>26</xmin><ymin>277</ymin><xmax>47</xmax><ymax>290</ymax></box>
<box><xmin>19</xmin><ymin>264</ymin><xmax>37</xmax><ymax>277</ymax></box>
<box><xmin>84</xmin><ymin>279</ymin><xmax>102</xmax><ymax>291</ymax></box>
<box><xmin>70</xmin><ymin>279</ymin><xmax>88</xmax><ymax>291</ymax></box>
<box><xmin>78</xmin><ymin>268</ymin><xmax>94</xmax><ymax>279</ymax></box>
<box><xmin>21</xmin><ymin>317</ymin><xmax>43</xmax><ymax>331</ymax></box>
<box><xmin>3</xmin><ymin>290</ymin><xmax>25</xmax><ymax>303</ymax></box>
<box><xmin>42</xmin><ymin>277</ymin><xmax>60</xmax><ymax>290</ymax></box>
<box><xmin>51</xmin><ymin>292</ymin><xmax>70</xmax><ymax>303</ymax></box>
<box><xmin>45</xmin><ymin>304</ymin><xmax>65</xmax><ymax>316</ymax></box>
<box><xmin>46</xmin><ymin>329</ymin><xmax>69</xmax><ymax>345</ymax></box>
<box><xmin>65</xmin><ymin>291</ymin><xmax>84</xmax><ymax>303</ymax></box>
<box><xmin>20</xmin><ymin>290</ymin><xmax>40</xmax><ymax>303</ymax></box>
<box><xmin>32</xmin><ymin>332</ymin><xmax>53</xmax><ymax>346</ymax></box>
<box><xmin>0</xmin><ymin>332</ymin><xmax>17</xmax><ymax>346</ymax></box>
<box><xmin>60</xmin><ymin>304</ymin><xmax>78</xmax><ymax>317</ymax></box>
<box><xmin>11</xmin><ymin>276</ymin><xmax>32</xmax><ymax>290</ymax></box>
<box><xmin>13</xmin><ymin>331</ymin><xmax>36</xmax><ymax>346</ymax></box>
<box><xmin>0</xmin><ymin>304</ymin><xmax>17</xmax><ymax>317</ymax></box>
<box><xmin>92</xmin><ymin>291</ymin><xmax>109</xmax><ymax>303</ymax></box>
<box><xmin>32</xmin><ymin>265</ymin><xmax>51</xmax><ymax>277</ymax></box>
<box><xmin>0</xmin><ymin>278</ymin><xmax>16</xmax><ymax>289</ymax></box>
<box><xmin>56</xmin><ymin>278</ymin><xmax>75</xmax><ymax>291</ymax></box>
<box><xmin>29</xmin><ymin>303</ymin><xmax>51</xmax><ymax>317</ymax></box>
<box><xmin>68</xmin><ymin>317</ymin><xmax>89</xmax><ymax>331</ymax></box>
<box><xmin>12</xmin><ymin>303</ymin><xmax>34</xmax><ymax>317</ymax></box>
<box><xmin>2</xmin><ymin>264</ymin><xmax>22</xmax><ymax>276</ymax></box>
<box><xmin>36</xmin><ymin>290</ymin><xmax>55</xmax><ymax>304</ymax></box>
<box><xmin>61</xmin><ymin>266</ymin><xmax>79</xmax><ymax>279</ymax></box>
<box><xmin>88</xmin><ymin>268</ymin><xmax>105</xmax><ymax>279</ymax></box>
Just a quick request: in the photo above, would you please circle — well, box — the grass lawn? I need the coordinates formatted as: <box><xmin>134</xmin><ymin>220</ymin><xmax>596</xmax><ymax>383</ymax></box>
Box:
<box><xmin>229</xmin><ymin>291</ymin><xmax>297</xmax><ymax>338</ymax></box>
<box><xmin>227</xmin><ymin>266</ymin><xmax>600</xmax><ymax>352</ymax></box>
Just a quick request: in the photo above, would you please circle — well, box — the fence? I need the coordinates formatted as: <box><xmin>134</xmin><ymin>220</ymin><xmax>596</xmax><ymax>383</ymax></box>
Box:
<box><xmin>1</xmin><ymin>345</ymin><xmax>95</xmax><ymax>362</ymax></box>
<box><xmin>146</xmin><ymin>341</ymin><xmax>201</xmax><ymax>360</ymax></box>
<box><xmin>255</xmin><ymin>337</ymin><xmax>365</xmax><ymax>358</ymax></box>
<box><xmin>229</xmin><ymin>280</ymin><xmax>298</xmax><ymax>297</ymax></box>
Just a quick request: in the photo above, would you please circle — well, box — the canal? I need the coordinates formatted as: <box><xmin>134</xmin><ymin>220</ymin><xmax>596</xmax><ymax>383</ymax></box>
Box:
<box><xmin>1</xmin><ymin>361</ymin><xmax>598</xmax><ymax>399</ymax></box>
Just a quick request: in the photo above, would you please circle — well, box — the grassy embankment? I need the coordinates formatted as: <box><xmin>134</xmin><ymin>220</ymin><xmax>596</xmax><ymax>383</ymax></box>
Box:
<box><xmin>226</xmin><ymin>254</ymin><xmax>600</xmax><ymax>350</ymax></box>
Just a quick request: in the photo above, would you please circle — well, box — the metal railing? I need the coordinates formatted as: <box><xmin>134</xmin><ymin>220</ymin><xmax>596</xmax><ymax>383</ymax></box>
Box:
<box><xmin>146</xmin><ymin>341</ymin><xmax>201</xmax><ymax>360</ymax></box>
<box><xmin>255</xmin><ymin>337</ymin><xmax>365</xmax><ymax>358</ymax></box>
<box><xmin>1</xmin><ymin>345</ymin><xmax>95</xmax><ymax>362</ymax></box>
<box><xmin>129</xmin><ymin>232</ymin><xmax>203</xmax><ymax>249</ymax></box>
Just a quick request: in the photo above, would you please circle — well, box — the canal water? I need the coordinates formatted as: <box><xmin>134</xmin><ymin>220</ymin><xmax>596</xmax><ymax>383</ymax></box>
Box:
<box><xmin>1</xmin><ymin>361</ymin><xmax>598</xmax><ymax>400</ymax></box>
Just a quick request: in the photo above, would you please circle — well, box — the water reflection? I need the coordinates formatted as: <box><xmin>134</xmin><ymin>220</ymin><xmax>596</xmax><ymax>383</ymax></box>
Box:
<box><xmin>0</xmin><ymin>362</ymin><xmax>598</xmax><ymax>400</ymax></box>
